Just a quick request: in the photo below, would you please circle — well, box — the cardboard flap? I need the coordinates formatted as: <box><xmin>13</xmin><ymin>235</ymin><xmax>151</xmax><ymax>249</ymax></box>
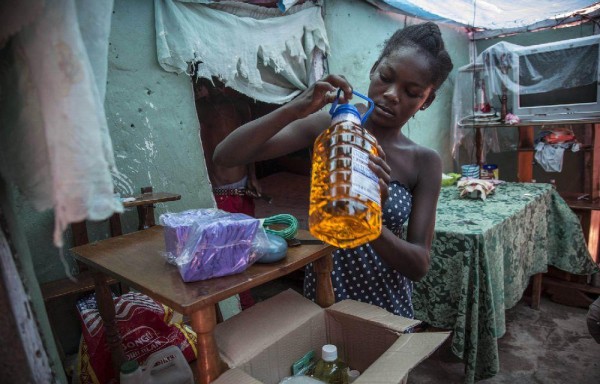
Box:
<box><xmin>213</xmin><ymin>368</ymin><xmax>263</xmax><ymax>384</ymax></box>
<box><xmin>355</xmin><ymin>332</ymin><xmax>451</xmax><ymax>383</ymax></box>
<box><xmin>325</xmin><ymin>309</ymin><xmax>400</xmax><ymax>374</ymax></box>
<box><xmin>328</xmin><ymin>299</ymin><xmax>421</xmax><ymax>332</ymax></box>
<box><xmin>215</xmin><ymin>289</ymin><xmax>327</xmax><ymax>383</ymax></box>
<box><xmin>324</xmin><ymin>300</ymin><xmax>421</xmax><ymax>374</ymax></box>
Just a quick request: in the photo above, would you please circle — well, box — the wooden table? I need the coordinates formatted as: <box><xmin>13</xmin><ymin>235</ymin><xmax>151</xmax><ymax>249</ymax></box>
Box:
<box><xmin>70</xmin><ymin>226</ymin><xmax>335</xmax><ymax>384</ymax></box>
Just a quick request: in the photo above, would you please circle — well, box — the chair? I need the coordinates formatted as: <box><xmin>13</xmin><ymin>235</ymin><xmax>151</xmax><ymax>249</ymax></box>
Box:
<box><xmin>40</xmin><ymin>186</ymin><xmax>181</xmax><ymax>374</ymax></box>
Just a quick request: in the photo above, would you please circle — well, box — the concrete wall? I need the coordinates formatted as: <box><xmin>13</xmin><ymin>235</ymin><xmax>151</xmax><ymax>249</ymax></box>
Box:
<box><xmin>323</xmin><ymin>0</ymin><xmax>471</xmax><ymax>172</ymax></box>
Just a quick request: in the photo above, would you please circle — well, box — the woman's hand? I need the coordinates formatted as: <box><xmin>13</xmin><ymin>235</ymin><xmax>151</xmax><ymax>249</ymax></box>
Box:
<box><xmin>369</xmin><ymin>144</ymin><xmax>391</xmax><ymax>205</ymax></box>
<box><xmin>288</xmin><ymin>74</ymin><xmax>353</xmax><ymax>119</ymax></box>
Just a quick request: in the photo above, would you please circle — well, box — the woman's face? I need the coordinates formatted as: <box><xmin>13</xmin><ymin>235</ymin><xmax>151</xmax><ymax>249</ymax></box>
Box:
<box><xmin>367</xmin><ymin>46</ymin><xmax>435</xmax><ymax>129</ymax></box>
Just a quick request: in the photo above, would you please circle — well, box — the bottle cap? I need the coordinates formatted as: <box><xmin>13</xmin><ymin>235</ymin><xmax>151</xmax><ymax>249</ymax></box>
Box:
<box><xmin>347</xmin><ymin>369</ymin><xmax>361</xmax><ymax>383</ymax></box>
<box><xmin>120</xmin><ymin>360</ymin><xmax>139</xmax><ymax>374</ymax></box>
<box><xmin>321</xmin><ymin>344</ymin><xmax>338</xmax><ymax>362</ymax></box>
<box><xmin>331</xmin><ymin>104</ymin><xmax>361</xmax><ymax>120</ymax></box>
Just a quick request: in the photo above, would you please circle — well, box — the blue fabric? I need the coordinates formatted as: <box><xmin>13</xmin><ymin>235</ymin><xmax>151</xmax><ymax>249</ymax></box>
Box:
<box><xmin>370</xmin><ymin>0</ymin><xmax>598</xmax><ymax>30</ymax></box>
<box><xmin>304</xmin><ymin>181</ymin><xmax>414</xmax><ymax>318</ymax></box>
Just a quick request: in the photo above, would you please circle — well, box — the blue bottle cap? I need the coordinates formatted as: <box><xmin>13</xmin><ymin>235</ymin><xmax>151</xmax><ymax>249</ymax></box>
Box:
<box><xmin>329</xmin><ymin>89</ymin><xmax>374</xmax><ymax>124</ymax></box>
<box><xmin>331</xmin><ymin>104</ymin><xmax>362</xmax><ymax>120</ymax></box>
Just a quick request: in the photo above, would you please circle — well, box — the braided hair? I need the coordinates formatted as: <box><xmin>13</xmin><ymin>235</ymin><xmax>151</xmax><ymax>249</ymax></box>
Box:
<box><xmin>376</xmin><ymin>22</ymin><xmax>454</xmax><ymax>90</ymax></box>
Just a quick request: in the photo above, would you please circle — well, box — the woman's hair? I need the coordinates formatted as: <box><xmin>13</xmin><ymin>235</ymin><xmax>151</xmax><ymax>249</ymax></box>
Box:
<box><xmin>377</xmin><ymin>22</ymin><xmax>454</xmax><ymax>90</ymax></box>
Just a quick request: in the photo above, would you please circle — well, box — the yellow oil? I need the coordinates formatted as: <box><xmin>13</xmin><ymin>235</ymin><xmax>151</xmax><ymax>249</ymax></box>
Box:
<box><xmin>309</xmin><ymin>120</ymin><xmax>382</xmax><ymax>249</ymax></box>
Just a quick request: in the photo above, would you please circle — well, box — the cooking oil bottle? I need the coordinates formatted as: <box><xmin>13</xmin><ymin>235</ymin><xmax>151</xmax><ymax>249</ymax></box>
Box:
<box><xmin>309</xmin><ymin>89</ymin><xmax>381</xmax><ymax>249</ymax></box>
<box><xmin>312</xmin><ymin>344</ymin><xmax>348</xmax><ymax>384</ymax></box>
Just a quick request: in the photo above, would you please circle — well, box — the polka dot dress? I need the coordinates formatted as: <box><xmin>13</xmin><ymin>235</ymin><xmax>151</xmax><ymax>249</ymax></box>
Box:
<box><xmin>304</xmin><ymin>181</ymin><xmax>414</xmax><ymax>318</ymax></box>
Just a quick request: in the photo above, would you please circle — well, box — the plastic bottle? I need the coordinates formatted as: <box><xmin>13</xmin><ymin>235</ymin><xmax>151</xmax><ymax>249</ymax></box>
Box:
<box><xmin>311</xmin><ymin>344</ymin><xmax>349</xmax><ymax>384</ymax></box>
<box><xmin>120</xmin><ymin>360</ymin><xmax>142</xmax><ymax>384</ymax></box>
<box><xmin>309</xmin><ymin>90</ymin><xmax>381</xmax><ymax>249</ymax></box>
<box><xmin>347</xmin><ymin>369</ymin><xmax>360</xmax><ymax>383</ymax></box>
<box><xmin>120</xmin><ymin>346</ymin><xmax>193</xmax><ymax>384</ymax></box>
<box><xmin>144</xmin><ymin>345</ymin><xmax>194</xmax><ymax>384</ymax></box>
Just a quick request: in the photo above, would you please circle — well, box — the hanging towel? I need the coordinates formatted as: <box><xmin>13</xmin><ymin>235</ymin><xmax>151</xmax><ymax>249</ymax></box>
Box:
<box><xmin>154</xmin><ymin>0</ymin><xmax>329</xmax><ymax>104</ymax></box>
<box><xmin>0</xmin><ymin>0</ymin><xmax>122</xmax><ymax>247</ymax></box>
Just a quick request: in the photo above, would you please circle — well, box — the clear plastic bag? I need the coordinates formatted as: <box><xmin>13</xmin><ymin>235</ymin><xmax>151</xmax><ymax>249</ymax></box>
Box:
<box><xmin>160</xmin><ymin>209</ymin><xmax>267</xmax><ymax>282</ymax></box>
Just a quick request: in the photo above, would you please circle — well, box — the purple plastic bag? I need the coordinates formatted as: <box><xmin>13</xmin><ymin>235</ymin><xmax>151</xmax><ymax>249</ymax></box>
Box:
<box><xmin>159</xmin><ymin>209</ymin><xmax>261</xmax><ymax>282</ymax></box>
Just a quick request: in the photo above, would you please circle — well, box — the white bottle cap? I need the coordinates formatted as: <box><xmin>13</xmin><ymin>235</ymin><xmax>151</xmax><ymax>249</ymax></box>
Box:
<box><xmin>347</xmin><ymin>369</ymin><xmax>360</xmax><ymax>383</ymax></box>
<box><xmin>321</xmin><ymin>344</ymin><xmax>338</xmax><ymax>362</ymax></box>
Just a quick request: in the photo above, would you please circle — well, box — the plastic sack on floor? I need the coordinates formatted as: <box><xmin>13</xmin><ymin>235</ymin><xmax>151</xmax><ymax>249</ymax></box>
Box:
<box><xmin>160</xmin><ymin>208</ymin><xmax>266</xmax><ymax>282</ymax></box>
<box><xmin>76</xmin><ymin>292</ymin><xmax>197</xmax><ymax>384</ymax></box>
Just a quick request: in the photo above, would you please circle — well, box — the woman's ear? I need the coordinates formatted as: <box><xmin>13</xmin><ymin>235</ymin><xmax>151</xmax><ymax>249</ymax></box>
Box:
<box><xmin>420</xmin><ymin>93</ymin><xmax>436</xmax><ymax>110</ymax></box>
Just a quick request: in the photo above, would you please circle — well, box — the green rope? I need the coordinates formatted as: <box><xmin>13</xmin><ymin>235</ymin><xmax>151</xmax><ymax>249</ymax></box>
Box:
<box><xmin>260</xmin><ymin>214</ymin><xmax>299</xmax><ymax>240</ymax></box>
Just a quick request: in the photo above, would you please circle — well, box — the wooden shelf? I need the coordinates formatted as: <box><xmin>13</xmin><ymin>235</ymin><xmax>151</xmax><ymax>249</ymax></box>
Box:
<box><xmin>560</xmin><ymin>193</ymin><xmax>600</xmax><ymax>211</ymax></box>
<box><xmin>543</xmin><ymin>275</ymin><xmax>600</xmax><ymax>309</ymax></box>
<box><xmin>512</xmin><ymin>123</ymin><xmax>600</xmax><ymax>309</ymax></box>
<box><xmin>41</xmin><ymin>270</ymin><xmax>119</xmax><ymax>301</ymax></box>
<box><xmin>121</xmin><ymin>191</ymin><xmax>181</xmax><ymax>208</ymax></box>
<box><xmin>463</xmin><ymin>118</ymin><xmax>600</xmax><ymax>129</ymax></box>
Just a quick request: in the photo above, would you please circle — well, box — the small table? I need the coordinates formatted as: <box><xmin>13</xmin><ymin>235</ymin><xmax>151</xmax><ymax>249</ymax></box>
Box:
<box><xmin>413</xmin><ymin>182</ymin><xmax>599</xmax><ymax>383</ymax></box>
<box><xmin>70</xmin><ymin>227</ymin><xmax>334</xmax><ymax>384</ymax></box>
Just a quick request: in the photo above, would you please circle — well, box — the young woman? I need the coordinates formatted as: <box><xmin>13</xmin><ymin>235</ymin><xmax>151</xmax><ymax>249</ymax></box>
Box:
<box><xmin>214</xmin><ymin>22</ymin><xmax>453</xmax><ymax>318</ymax></box>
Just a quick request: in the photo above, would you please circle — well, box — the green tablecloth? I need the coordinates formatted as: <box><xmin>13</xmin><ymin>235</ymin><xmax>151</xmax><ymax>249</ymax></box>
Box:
<box><xmin>413</xmin><ymin>182</ymin><xmax>599</xmax><ymax>383</ymax></box>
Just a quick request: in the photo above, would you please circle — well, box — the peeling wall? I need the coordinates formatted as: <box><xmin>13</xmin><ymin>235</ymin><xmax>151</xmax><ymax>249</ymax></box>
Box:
<box><xmin>21</xmin><ymin>0</ymin><xmax>215</xmax><ymax>286</ymax></box>
<box><xmin>105</xmin><ymin>0</ymin><xmax>215</xmax><ymax>234</ymax></box>
<box><xmin>324</xmin><ymin>0</ymin><xmax>471</xmax><ymax>172</ymax></box>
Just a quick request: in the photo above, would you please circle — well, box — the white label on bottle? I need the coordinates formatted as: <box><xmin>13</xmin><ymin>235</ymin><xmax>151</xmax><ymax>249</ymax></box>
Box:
<box><xmin>350</xmin><ymin>149</ymin><xmax>380</xmax><ymax>205</ymax></box>
<box><xmin>331</xmin><ymin>112</ymin><xmax>361</xmax><ymax>126</ymax></box>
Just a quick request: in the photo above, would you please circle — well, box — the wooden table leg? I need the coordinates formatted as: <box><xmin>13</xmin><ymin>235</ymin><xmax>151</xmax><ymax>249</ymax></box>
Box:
<box><xmin>313</xmin><ymin>253</ymin><xmax>335</xmax><ymax>308</ymax></box>
<box><xmin>517</xmin><ymin>126</ymin><xmax>534</xmax><ymax>182</ymax></box>
<box><xmin>93</xmin><ymin>271</ymin><xmax>125</xmax><ymax>377</ymax></box>
<box><xmin>190</xmin><ymin>305</ymin><xmax>226</xmax><ymax>384</ymax></box>
<box><xmin>531</xmin><ymin>273</ymin><xmax>543</xmax><ymax>310</ymax></box>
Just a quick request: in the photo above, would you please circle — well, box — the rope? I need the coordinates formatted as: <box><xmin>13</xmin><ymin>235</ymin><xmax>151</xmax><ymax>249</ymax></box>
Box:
<box><xmin>259</xmin><ymin>214</ymin><xmax>299</xmax><ymax>240</ymax></box>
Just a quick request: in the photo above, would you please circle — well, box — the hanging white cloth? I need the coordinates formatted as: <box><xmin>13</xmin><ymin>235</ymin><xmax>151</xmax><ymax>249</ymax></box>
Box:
<box><xmin>154</xmin><ymin>0</ymin><xmax>329</xmax><ymax>104</ymax></box>
<box><xmin>0</xmin><ymin>0</ymin><xmax>121</xmax><ymax>247</ymax></box>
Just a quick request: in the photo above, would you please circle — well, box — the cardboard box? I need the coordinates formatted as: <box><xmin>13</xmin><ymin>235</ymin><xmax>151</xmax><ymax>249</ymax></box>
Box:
<box><xmin>213</xmin><ymin>289</ymin><xmax>449</xmax><ymax>384</ymax></box>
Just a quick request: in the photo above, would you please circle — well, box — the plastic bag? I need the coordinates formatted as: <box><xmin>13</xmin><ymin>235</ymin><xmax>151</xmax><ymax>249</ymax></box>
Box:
<box><xmin>160</xmin><ymin>209</ymin><xmax>266</xmax><ymax>282</ymax></box>
<box><xmin>76</xmin><ymin>292</ymin><xmax>197</xmax><ymax>384</ymax></box>
<box><xmin>253</xmin><ymin>231</ymin><xmax>288</xmax><ymax>263</ymax></box>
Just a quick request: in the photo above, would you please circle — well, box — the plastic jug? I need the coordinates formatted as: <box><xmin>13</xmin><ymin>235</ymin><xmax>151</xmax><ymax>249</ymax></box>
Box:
<box><xmin>142</xmin><ymin>345</ymin><xmax>194</xmax><ymax>384</ymax></box>
<box><xmin>309</xmin><ymin>89</ymin><xmax>381</xmax><ymax>249</ymax></box>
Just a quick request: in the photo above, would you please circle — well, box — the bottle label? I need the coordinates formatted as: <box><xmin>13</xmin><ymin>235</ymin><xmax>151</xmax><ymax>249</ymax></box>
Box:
<box><xmin>331</xmin><ymin>112</ymin><xmax>361</xmax><ymax>126</ymax></box>
<box><xmin>351</xmin><ymin>149</ymin><xmax>380</xmax><ymax>205</ymax></box>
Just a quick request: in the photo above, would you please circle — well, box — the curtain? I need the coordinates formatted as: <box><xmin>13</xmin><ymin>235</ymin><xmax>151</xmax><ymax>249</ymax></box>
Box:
<box><xmin>155</xmin><ymin>0</ymin><xmax>329</xmax><ymax>104</ymax></box>
<box><xmin>0</xmin><ymin>0</ymin><xmax>121</xmax><ymax>247</ymax></box>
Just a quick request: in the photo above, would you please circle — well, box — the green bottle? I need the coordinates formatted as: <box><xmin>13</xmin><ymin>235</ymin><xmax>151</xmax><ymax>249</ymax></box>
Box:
<box><xmin>312</xmin><ymin>344</ymin><xmax>348</xmax><ymax>384</ymax></box>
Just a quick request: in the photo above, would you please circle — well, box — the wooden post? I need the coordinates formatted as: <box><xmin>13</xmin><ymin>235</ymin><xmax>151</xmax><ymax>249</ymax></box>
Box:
<box><xmin>592</xmin><ymin>124</ymin><xmax>600</xmax><ymax>200</ymax></box>
<box><xmin>93</xmin><ymin>272</ymin><xmax>125</xmax><ymax>377</ymax></box>
<box><xmin>517</xmin><ymin>126</ymin><xmax>535</xmax><ymax>182</ymax></box>
<box><xmin>475</xmin><ymin>127</ymin><xmax>484</xmax><ymax>167</ymax></box>
<box><xmin>71</xmin><ymin>221</ymin><xmax>89</xmax><ymax>247</ymax></box>
<box><xmin>190</xmin><ymin>306</ymin><xmax>226</xmax><ymax>384</ymax></box>
<box><xmin>108</xmin><ymin>213</ymin><xmax>123</xmax><ymax>237</ymax></box>
<box><xmin>137</xmin><ymin>186</ymin><xmax>156</xmax><ymax>230</ymax></box>
<box><xmin>313</xmin><ymin>253</ymin><xmax>335</xmax><ymax>308</ymax></box>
